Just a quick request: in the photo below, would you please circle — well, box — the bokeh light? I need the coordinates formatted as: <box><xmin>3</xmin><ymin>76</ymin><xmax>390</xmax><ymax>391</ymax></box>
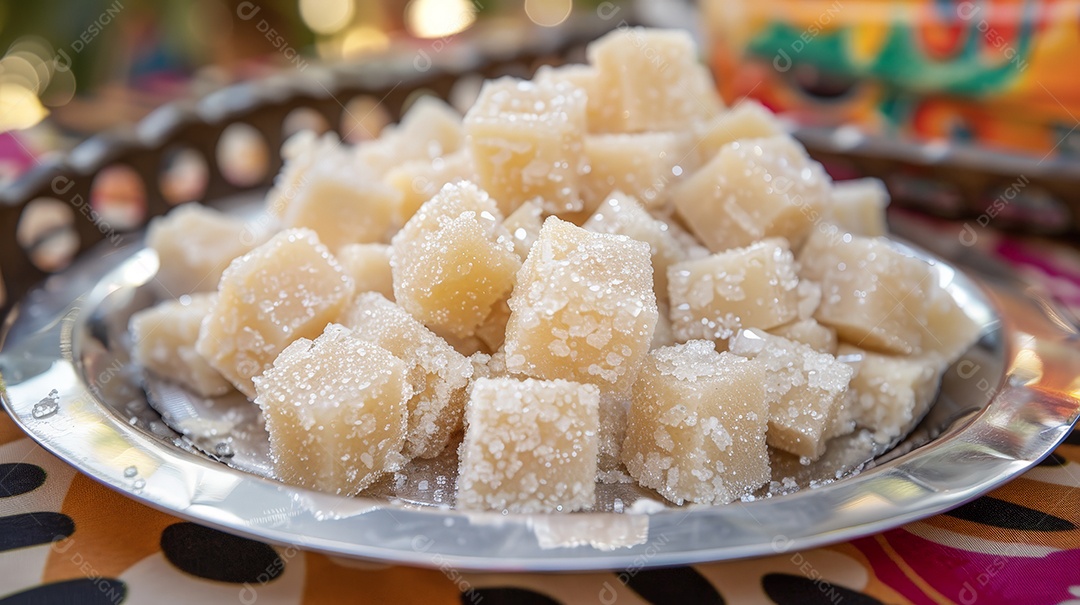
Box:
<box><xmin>524</xmin><ymin>0</ymin><xmax>573</xmax><ymax>27</ymax></box>
<box><xmin>300</xmin><ymin>0</ymin><xmax>356</xmax><ymax>35</ymax></box>
<box><xmin>405</xmin><ymin>0</ymin><xmax>477</xmax><ymax>39</ymax></box>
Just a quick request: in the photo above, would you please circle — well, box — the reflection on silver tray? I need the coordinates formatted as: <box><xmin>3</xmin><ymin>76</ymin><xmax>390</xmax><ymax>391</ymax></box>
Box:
<box><xmin>1</xmin><ymin>194</ymin><xmax>1079</xmax><ymax>571</ymax></box>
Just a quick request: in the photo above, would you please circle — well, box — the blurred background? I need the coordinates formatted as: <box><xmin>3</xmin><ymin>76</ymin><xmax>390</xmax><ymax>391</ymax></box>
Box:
<box><xmin>1</xmin><ymin>0</ymin><xmax>1078</xmax><ymax>294</ymax></box>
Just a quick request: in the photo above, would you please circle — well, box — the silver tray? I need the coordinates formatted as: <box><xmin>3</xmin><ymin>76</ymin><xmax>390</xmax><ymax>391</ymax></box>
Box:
<box><xmin>1</xmin><ymin>196</ymin><xmax>1079</xmax><ymax>571</ymax></box>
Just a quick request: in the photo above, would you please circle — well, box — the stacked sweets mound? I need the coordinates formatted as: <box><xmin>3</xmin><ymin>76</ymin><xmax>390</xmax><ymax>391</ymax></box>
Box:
<box><xmin>129</xmin><ymin>28</ymin><xmax>980</xmax><ymax>511</ymax></box>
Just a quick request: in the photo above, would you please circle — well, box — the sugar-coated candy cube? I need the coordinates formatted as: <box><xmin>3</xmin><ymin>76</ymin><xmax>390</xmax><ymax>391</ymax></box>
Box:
<box><xmin>464</xmin><ymin>77</ymin><xmax>587</xmax><ymax>215</ymax></box>
<box><xmin>130</xmin><ymin>294</ymin><xmax>232</xmax><ymax>397</ymax></box>
<box><xmin>196</xmin><ymin>228</ymin><xmax>354</xmax><ymax>397</ymax></box>
<box><xmin>534</xmin><ymin>63</ymin><xmax>621</xmax><ymax>134</ymax></box>
<box><xmin>769</xmin><ymin>319</ymin><xmax>838</xmax><ymax>355</ymax></box>
<box><xmin>583</xmin><ymin>192</ymin><xmax>690</xmax><ymax>302</ymax></box>
<box><xmin>799</xmin><ymin>232</ymin><xmax>932</xmax><ymax>355</ymax></box>
<box><xmin>502</xmin><ymin>199</ymin><xmax>543</xmax><ymax>261</ymax></box>
<box><xmin>836</xmin><ymin>344</ymin><xmax>946</xmax><ymax>443</ymax></box>
<box><xmin>920</xmin><ymin>281</ymin><xmax>982</xmax><ymax>365</ymax></box>
<box><xmin>828</xmin><ymin>178</ymin><xmax>889</xmax><ymax>238</ymax></box>
<box><xmin>281</xmin><ymin>152</ymin><xmax>401</xmax><ymax>248</ymax></box>
<box><xmin>504</xmin><ymin>217</ymin><xmax>658</xmax><ymax>396</ymax></box>
<box><xmin>729</xmin><ymin>329</ymin><xmax>853</xmax><ymax>459</ymax></box>
<box><xmin>668</xmin><ymin>238</ymin><xmax>800</xmax><ymax>343</ymax></box>
<box><xmin>390</xmin><ymin>181</ymin><xmax>521</xmax><ymax>338</ymax></box>
<box><xmin>254</xmin><ymin>324</ymin><xmax>409</xmax><ymax>495</ymax></box>
<box><xmin>456</xmin><ymin>377</ymin><xmax>600</xmax><ymax>513</ymax></box>
<box><xmin>265</xmin><ymin>132</ymin><xmax>339</xmax><ymax>219</ymax></box>
<box><xmin>597</xmin><ymin>394</ymin><xmax>631</xmax><ymax>475</ymax></box>
<box><xmin>355</xmin><ymin>96</ymin><xmax>464</xmax><ymax>176</ymax></box>
<box><xmin>146</xmin><ymin>203</ymin><xmax>262</xmax><ymax>296</ymax></box>
<box><xmin>672</xmin><ymin>137</ymin><xmax>832</xmax><ymax>251</ymax></box>
<box><xmin>384</xmin><ymin>149</ymin><xmax>474</xmax><ymax>223</ymax></box>
<box><xmin>336</xmin><ymin>243</ymin><xmax>394</xmax><ymax>300</ymax></box>
<box><xmin>587</xmin><ymin>28</ymin><xmax>722</xmax><ymax>133</ymax></box>
<box><xmin>622</xmin><ymin>340</ymin><xmax>770</xmax><ymax>505</ymax></box>
<box><xmin>343</xmin><ymin>293</ymin><xmax>474</xmax><ymax>459</ymax></box>
<box><xmin>580</xmin><ymin>133</ymin><xmax>691</xmax><ymax>211</ymax></box>
<box><xmin>691</xmin><ymin>100</ymin><xmax>785</xmax><ymax>165</ymax></box>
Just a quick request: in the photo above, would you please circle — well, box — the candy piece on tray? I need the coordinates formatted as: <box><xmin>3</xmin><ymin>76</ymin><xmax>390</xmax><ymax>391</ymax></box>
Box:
<box><xmin>622</xmin><ymin>340</ymin><xmax>770</xmax><ymax>505</ymax></box>
<box><xmin>265</xmin><ymin>132</ymin><xmax>339</xmax><ymax>219</ymax></box>
<box><xmin>355</xmin><ymin>96</ymin><xmax>464</xmax><ymax>176</ymax></box>
<box><xmin>456</xmin><ymin>377</ymin><xmax>600</xmax><ymax>513</ymax></box>
<box><xmin>668</xmin><ymin>238</ymin><xmax>800</xmax><ymax>344</ymax></box>
<box><xmin>254</xmin><ymin>324</ymin><xmax>409</xmax><ymax>495</ymax></box>
<box><xmin>502</xmin><ymin>199</ymin><xmax>544</xmax><ymax>261</ymax></box>
<box><xmin>390</xmin><ymin>181</ymin><xmax>520</xmax><ymax>338</ymax></box>
<box><xmin>336</xmin><ymin>243</ymin><xmax>394</xmax><ymax>300</ymax></box>
<box><xmin>799</xmin><ymin>231</ymin><xmax>933</xmax><ymax>355</ymax></box>
<box><xmin>504</xmin><ymin>216</ymin><xmax>658</xmax><ymax>396</ymax></box>
<box><xmin>587</xmin><ymin>27</ymin><xmax>723</xmax><ymax>133</ymax></box>
<box><xmin>921</xmin><ymin>282</ymin><xmax>983</xmax><ymax>365</ymax></box>
<box><xmin>196</xmin><ymin>228</ymin><xmax>354</xmax><ymax>397</ymax></box>
<box><xmin>828</xmin><ymin>178</ymin><xmax>889</xmax><ymax>238</ymax></box>
<box><xmin>384</xmin><ymin>149</ymin><xmax>474</xmax><ymax>223</ymax></box>
<box><xmin>691</xmin><ymin>100</ymin><xmax>785</xmax><ymax>165</ymax></box>
<box><xmin>464</xmin><ymin>77</ymin><xmax>588</xmax><ymax>215</ymax></box>
<box><xmin>671</xmin><ymin>136</ymin><xmax>831</xmax><ymax>252</ymax></box>
<box><xmin>280</xmin><ymin>152</ymin><xmax>402</xmax><ymax>248</ymax></box>
<box><xmin>534</xmin><ymin>63</ymin><xmax>621</xmax><ymax>134</ymax></box>
<box><xmin>836</xmin><ymin>344</ymin><xmax>947</xmax><ymax>443</ymax></box>
<box><xmin>343</xmin><ymin>292</ymin><xmax>474</xmax><ymax>459</ymax></box>
<box><xmin>583</xmin><ymin>191</ymin><xmax>691</xmax><ymax>303</ymax></box>
<box><xmin>729</xmin><ymin>329</ymin><xmax>854</xmax><ymax>460</ymax></box>
<box><xmin>129</xmin><ymin>293</ymin><xmax>232</xmax><ymax>397</ymax></box>
<box><xmin>580</xmin><ymin>132</ymin><xmax>692</xmax><ymax>212</ymax></box>
<box><xmin>769</xmin><ymin>318</ymin><xmax>838</xmax><ymax>355</ymax></box>
<box><xmin>146</xmin><ymin>203</ymin><xmax>263</xmax><ymax>296</ymax></box>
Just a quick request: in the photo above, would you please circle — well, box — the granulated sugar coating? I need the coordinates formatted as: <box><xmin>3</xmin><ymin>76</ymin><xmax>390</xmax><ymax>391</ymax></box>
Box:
<box><xmin>504</xmin><ymin>217</ymin><xmax>658</xmax><ymax>396</ymax></box>
<box><xmin>799</xmin><ymin>231</ymin><xmax>933</xmax><ymax>355</ymax></box>
<box><xmin>668</xmin><ymin>238</ymin><xmax>800</xmax><ymax>344</ymax></box>
<box><xmin>672</xmin><ymin>136</ymin><xmax>832</xmax><ymax>252</ymax></box>
<box><xmin>587</xmin><ymin>28</ymin><xmax>723</xmax><ymax>133</ymax></box>
<box><xmin>195</xmin><ymin>228</ymin><xmax>354</xmax><ymax>398</ymax></box>
<box><xmin>622</xmin><ymin>340</ymin><xmax>770</xmax><ymax>505</ymax></box>
<box><xmin>280</xmin><ymin>150</ymin><xmax>402</xmax><ymax>248</ymax></box>
<box><xmin>583</xmin><ymin>191</ymin><xmax>692</xmax><ymax>302</ymax></box>
<box><xmin>456</xmin><ymin>377</ymin><xmax>600</xmax><ymax>513</ymax></box>
<box><xmin>580</xmin><ymin>133</ymin><xmax>692</xmax><ymax>212</ymax></box>
<box><xmin>729</xmin><ymin>329</ymin><xmax>854</xmax><ymax>460</ymax></box>
<box><xmin>336</xmin><ymin>243</ymin><xmax>394</xmax><ymax>301</ymax></box>
<box><xmin>837</xmin><ymin>344</ymin><xmax>947</xmax><ymax>443</ymax></box>
<box><xmin>390</xmin><ymin>181</ymin><xmax>521</xmax><ymax>338</ymax></box>
<box><xmin>385</xmin><ymin>149</ymin><xmax>475</xmax><ymax>223</ymax></box>
<box><xmin>343</xmin><ymin>293</ymin><xmax>473</xmax><ymax>459</ymax></box>
<box><xmin>690</xmin><ymin>100</ymin><xmax>784</xmax><ymax>166</ymax></box>
<box><xmin>354</xmin><ymin>96</ymin><xmax>464</xmax><ymax>177</ymax></box>
<box><xmin>464</xmin><ymin>77</ymin><xmax>588</xmax><ymax>215</ymax></box>
<box><xmin>254</xmin><ymin>324</ymin><xmax>409</xmax><ymax>496</ymax></box>
<box><xmin>130</xmin><ymin>294</ymin><xmax>232</xmax><ymax>398</ymax></box>
<box><xmin>769</xmin><ymin>318</ymin><xmax>839</xmax><ymax>355</ymax></box>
